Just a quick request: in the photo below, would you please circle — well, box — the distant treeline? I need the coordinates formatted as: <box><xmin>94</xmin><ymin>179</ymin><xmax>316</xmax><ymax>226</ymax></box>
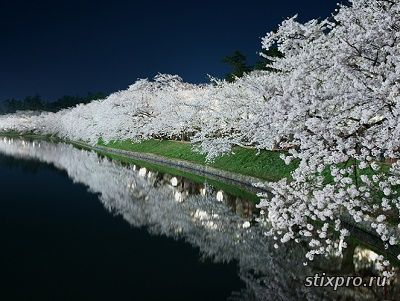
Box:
<box><xmin>0</xmin><ymin>92</ymin><xmax>107</xmax><ymax>114</ymax></box>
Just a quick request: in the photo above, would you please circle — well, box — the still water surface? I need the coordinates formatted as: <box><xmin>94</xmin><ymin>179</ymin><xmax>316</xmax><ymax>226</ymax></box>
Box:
<box><xmin>0</xmin><ymin>138</ymin><xmax>398</xmax><ymax>300</ymax></box>
<box><xmin>0</xmin><ymin>142</ymin><xmax>245</xmax><ymax>300</ymax></box>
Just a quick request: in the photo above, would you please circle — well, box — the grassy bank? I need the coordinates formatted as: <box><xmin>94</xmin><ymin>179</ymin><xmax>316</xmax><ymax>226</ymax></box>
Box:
<box><xmin>95</xmin><ymin>150</ymin><xmax>261</xmax><ymax>202</ymax></box>
<box><xmin>101</xmin><ymin>139</ymin><xmax>297</xmax><ymax>182</ymax></box>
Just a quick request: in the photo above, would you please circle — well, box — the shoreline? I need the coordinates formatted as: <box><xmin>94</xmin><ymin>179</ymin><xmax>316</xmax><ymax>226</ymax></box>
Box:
<box><xmin>1</xmin><ymin>132</ymin><xmax>400</xmax><ymax>264</ymax></box>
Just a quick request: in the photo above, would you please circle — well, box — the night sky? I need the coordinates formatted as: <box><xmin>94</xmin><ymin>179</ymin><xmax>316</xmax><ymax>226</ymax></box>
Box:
<box><xmin>0</xmin><ymin>0</ymin><xmax>339</xmax><ymax>101</ymax></box>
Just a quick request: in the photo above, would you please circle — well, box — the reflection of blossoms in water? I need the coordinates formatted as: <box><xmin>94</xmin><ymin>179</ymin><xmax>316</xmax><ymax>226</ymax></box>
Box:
<box><xmin>0</xmin><ymin>137</ymin><xmax>397</xmax><ymax>300</ymax></box>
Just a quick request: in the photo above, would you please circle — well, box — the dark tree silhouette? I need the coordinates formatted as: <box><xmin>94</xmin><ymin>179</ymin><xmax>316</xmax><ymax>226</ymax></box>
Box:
<box><xmin>0</xmin><ymin>92</ymin><xmax>107</xmax><ymax>114</ymax></box>
<box><xmin>222</xmin><ymin>50</ymin><xmax>252</xmax><ymax>82</ymax></box>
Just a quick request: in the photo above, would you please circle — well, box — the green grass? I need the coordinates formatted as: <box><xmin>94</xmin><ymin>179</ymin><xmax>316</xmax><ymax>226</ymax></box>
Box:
<box><xmin>91</xmin><ymin>148</ymin><xmax>260</xmax><ymax>203</ymax></box>
<box><xmin>100</xmin><ymin>139</ymin><xmax>297</xmax><ymax>182</ymax></box>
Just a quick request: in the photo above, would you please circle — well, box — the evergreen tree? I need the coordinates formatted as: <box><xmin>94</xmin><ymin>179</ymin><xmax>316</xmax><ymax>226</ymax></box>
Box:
<box><xmin>222</xmin><ymin>50</ymin><xmax>252</xmax><ymax>82</ymax></box>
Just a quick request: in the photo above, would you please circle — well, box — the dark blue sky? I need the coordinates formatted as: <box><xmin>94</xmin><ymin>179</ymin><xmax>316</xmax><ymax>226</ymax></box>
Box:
<box><xmin>0</xmin><ymin>0</ymin><xmax>339</xmax><ymax>101</ymax></box>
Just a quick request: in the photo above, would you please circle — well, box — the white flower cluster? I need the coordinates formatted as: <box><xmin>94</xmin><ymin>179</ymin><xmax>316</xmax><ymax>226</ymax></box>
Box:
<box><xmin>0</xmin><ymin>0</ymin><xmax>399</xmax><ymax>262</ymax></box>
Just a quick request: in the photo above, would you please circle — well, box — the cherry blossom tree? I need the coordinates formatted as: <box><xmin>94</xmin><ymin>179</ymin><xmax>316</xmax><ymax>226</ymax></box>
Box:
<box><xmin>252</xmin><ymin>0</ymin><xmax>400</xmax><ymax>266</ymax></box>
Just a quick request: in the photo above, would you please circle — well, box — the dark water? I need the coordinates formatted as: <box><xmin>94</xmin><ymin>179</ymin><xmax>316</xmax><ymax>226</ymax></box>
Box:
<box><xmin>0</xmin><ymin>138</ymin><xmax>399</xmax><ymax>301</ymax></box>
<box><xmin>0</xmin><ymin>155</ymin><xmax>243</xmax><ymax>300</ymax></box>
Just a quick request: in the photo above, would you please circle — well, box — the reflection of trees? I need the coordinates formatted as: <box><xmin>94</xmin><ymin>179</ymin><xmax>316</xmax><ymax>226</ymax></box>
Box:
<box><xmin>0</xmin><ymin>137</ymin><xmax>393</xmax><ymax>300</ymax></box>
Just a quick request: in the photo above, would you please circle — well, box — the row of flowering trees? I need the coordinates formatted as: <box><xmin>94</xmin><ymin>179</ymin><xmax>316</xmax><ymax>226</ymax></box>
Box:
<box><xmin>1</xmin><ymin>0</ymin><xmax>399</xmax><ymax>265</ymax></box>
